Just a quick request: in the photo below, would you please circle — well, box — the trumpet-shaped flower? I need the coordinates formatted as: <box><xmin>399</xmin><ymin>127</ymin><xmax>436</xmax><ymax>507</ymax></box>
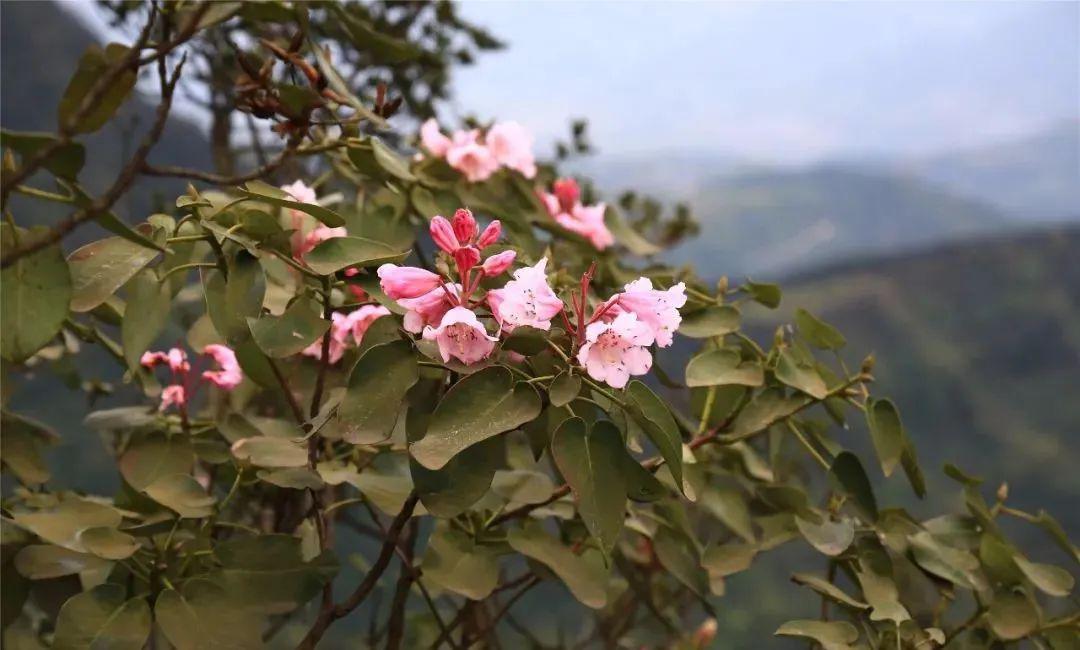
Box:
<box><xmin>486</xmin><ymin>258</ymin><xmax>563</xmax><ymax>332</ymax></box>
<box><xmin>398</xmin><ymin>283</ymin><xmax>461</xmax><ymax>334</ymax></box>
<box><xmin>577</xmin><ymin>312</ymin><xmax>655</xmax><ymax>389</ymax></box>
<box><xmin>606</xmin><ymin>278</ymin><xmax>687</xmax><ymax>348</ymax></box>
<box><xmin>487</xmin><ymin>121</ymin><xmax>537</xmax><ymax>178</ymax></box>
<box><xmin>540</xmin><ymin>184</ymin><xmax>614</xmax><ymax>250</ymax></box>
<box><xmin>423</xmin><ymin>307</ymin><xmax>498</xmax><ymax>365</ymax></box>
<box><xmin>377</xmin><ymin>264</ymin><xmax>443</xmax><ymax>300</ymax></box>
<box><xmin>446</xmin><ymin>130</ymin><xmax>499</xmax><ymax>183</ymax></box>
<box><xmin>202</xmin><ymin>344</ymin><xmax>243</xmax><ymax>390</ymax></box>
<box><xmin>420</xmin><ymin>118</ymin><xmax>452</xmax><ymax>157</ymax></box>
<box><xmin>302</xmin><ymin>305</ymin><xmax>391</xmax><ymax>364</ymax></box>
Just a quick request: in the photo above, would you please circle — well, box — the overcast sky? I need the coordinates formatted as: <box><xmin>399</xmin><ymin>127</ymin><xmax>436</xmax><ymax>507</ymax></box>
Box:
<box><xmin>65</xmin><ymin>1</ymin><xmax>1078</xmax><ymax>164</ymax></box>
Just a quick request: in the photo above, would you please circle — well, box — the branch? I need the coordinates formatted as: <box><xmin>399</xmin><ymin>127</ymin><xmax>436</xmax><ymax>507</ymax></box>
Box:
<box><xmin>1</xmin><ymin>54</ymin><xmax>188</xmax><ymax>269</ymax></box>
<box><xmin>296</xmin><ymin>492</ymin><xmax>420</xmax><ymax>650</ymax></box>
<box><xmin>385</xmin><ymin>521</ymin><xmax>418</xmax><ymax>650</ymax></box>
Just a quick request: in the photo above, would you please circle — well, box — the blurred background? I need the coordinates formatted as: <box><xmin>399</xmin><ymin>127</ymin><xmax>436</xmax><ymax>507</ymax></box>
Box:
<box><xmin>3</xmin><ymin>0</ymin><xmax>1077</xmax><ymax>644</ymax></box>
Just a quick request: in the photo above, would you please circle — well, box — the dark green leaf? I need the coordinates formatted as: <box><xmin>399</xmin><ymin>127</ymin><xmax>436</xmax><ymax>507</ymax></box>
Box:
<box><xmin>68</xmin><ymin>228</ymin><xmax>160</xmax><ymax>313</ymax></box>
<box><xmin>1</xmin><ymin>226</ymin><xmax>71</xmax><ymax>362</ymax></box>
<box><xmin>202</xmin><ymin>252</ymin><xmax>264</xmax><ymax>345</ymax></box>
<box><xmin>57</xmin><ymin>44</ymin><xmax>137</xmax><ymax>134</ymax></box>
<box><xmin>421</xmin><ymin>524</ymin><xmax>499</xmax><ymax>600</ymax></box>
<box><xmin>53</xmin><ymin>584</ymin><xmax>150</xmax><ymax>650</ymax></box>
<box><xmin>0</xmin><ymin>129</ymin><xmax>84</xmax><ymax>178</ymax></box>
<box><xmin>239</xmin><ymin>180</ymin><xmax>345</xmax><ymax>227</ymax></box>
<box><xmin>247</xmin><ymin>297</ymin><xmax>329</xmax><ymax>358</ymax></box>
<box><xmin>679</xmin><ymin>305</ymin><xmax>741</xmax><ymax>338</ymax></box>
<box><xmin>685</xmin><ymin>349</ymin><xmax>763</xmax><ymax>387</ymax></box>
<box><xmin>213</xmin><ymin>534</ymin><xmax>338</xmax><ymax>614</ymax></box>
<box><xmin>339</xmin><ymin>341</ymin><xmax>418</xmax><ymax>444</ymax></box>
<box><xmin>144</xmin><ymin>474</ymin><xmax>216</xmax><ymax>518</ymax></box>
<box><xmin>794</xmin><ymin>308</ymin><xmax>846</xmax><ymax>350</ymax></box>
<box><xmin>775</xmin><ymin>348</ymin><xmax>828</xmax><ymax>399</ymax></box>
<box><xmin>304</xmin><ymin>236</ymin><xmax>408</xmax><ymax>275</ymax></box>
<box><xmin>626</xmin><ymin>380</ymin><xmax>684</xmax><ymax>491</ymax></box>
<box><xmin>829</xmin><ymin>452</ymin><xmax>879</xmax><ymax>521</ymax></box>
<box><xmin>744</xmin><ymin>280</ymin><xmax>782</xmax><ymax>308</ymax></box>
<box><xmin>548</xmin><ymin>371</ymin><xmax>581</xmax><ymax>407</ymax></box>
<box><xmin>775</xmin><ymin>620</ymin><xmax>858</xmax><ymax>649</ymax></box>
<box><xmin>551</xmin><ymin>419</ymin><xmax>628</xmax><ymax>555</ymax></box>
<box><xmin>507</xmin><ymin>522</ymin><xmax>608</xmax><ymax>609</ymax></box>
<box><xmin>121</xmin><ymin>270</ymin><xmax>170</xmax><ymax>370</ymax></box>
<box><xmin>14</xmin><ymin>545</ymin><xmax>110</xmax><ymax>579</ymax></box>
<box><xmin>987</xmin><ymin>589</ymin><xmax>1039</xmax><ymax>640</ymax></box>
<box><xmin>155</xmin><ymin>579</ymin><xmax>263</xmax><ymax>650</ymax></box>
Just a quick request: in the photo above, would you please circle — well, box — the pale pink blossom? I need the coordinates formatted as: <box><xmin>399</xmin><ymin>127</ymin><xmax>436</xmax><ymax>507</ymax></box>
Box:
<box><xmin>295</xmin><ymin>225</ymin><xmax>347</xmax><ymax>259</ymax></box>
<box><xmin>398</xmin><ymin>283</ymin><xmax>461</xmax><ymax>333</ymax></box>
<box><xmin>476</xmin><ymin>220</ymin><xmax>502</xmax><ymax>248</ymax></box>
<box><xmin>281</xmin><ymin>180</ymin><xmax>318</xmax><ymax>206</ymax></box>
<box><xmin>377</xmin><ymin>264</ymin><xmax>443</xmax><ymax>300</ymax></box>
<box><xmin>281</xmin><ymin>180</ymin><xmax>320</xmax><ymax>255</ymax></box>
<box><xmin>302</xmin><ymin>305</ymin><xmax>391</xmax><ymax>363</ymax></box>
<box><xmin>201</xmin><ymin>344</ymin><xmax>243</xmax><ymax>390</ymax></box>
<box><xmin>160</xmin><ymin>385</ymin><xmax>187</xmax><ymax>412</ymax></box>
<box><xmin>606</xmin><ymin>278</ymin><xmax>687</xmax><ymax>348</ymax></box>
<box><xmin>540</xmin><ymin>181</ymin><xmax>614</xmax><ymax>250</ymax></box>
<box><xmin>429</xmin><ymin>215</ymin><xmax>460</xmax><ymax>254</ymax></box>
<box><xmin>166</xmin><ymin>348</ymin><xmax>190</xmax><ymax>372</ymax></box>
<box><xmin>422</xmin><ymin>307</ymin><xmax>497</xmax><ymax>365</ymax></box>
<box><xmin>445</xmin><ymin>130</ymin><xmax>499</xmax><ymax>183</ymax></box>
<box><xmin>576</xmin><ymin>312</ymin><xmax>655</xmax><ymax>389</ymax></box>
<box><xmin>140</xmin><ymin>351</ymin><xmax>169</xmax><ymax>368</ymax></box>
<box><xmin>486</xmin><ymin>121</ymin><xmax>537</xmax><ymax>178</ymax></box>
<box><xmin>420</xmin><ymin>118</ymin><xmax>452</xmax><ymax>157</ymax></box>
<box><xmin>486</xmin><ymin>258</ymin><xmax>564</xmax><ymax>332</ymax></box>
<box><xmin>341</xmin><ymin>304</ymin><xmax>391</xmax><ymax>343</ymax></box>
<box><xmin>481</xmin><ymin>250</ymin><xmax>516</xmax><ymax>277</ymax></box>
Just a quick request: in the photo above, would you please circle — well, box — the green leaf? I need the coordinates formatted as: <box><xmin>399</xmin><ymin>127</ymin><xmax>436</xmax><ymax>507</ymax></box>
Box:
<box><xmin>339</xmin><ymin>341</ymin><xmax>418</xmax><ymax>444</ymax></box>
<box><xmin>120</xmin><ymin>270</ymin><xmax>170</xmax><ymax>370</ymax></box>
<box><xmin>856</xmin><ymin>564</ymin><xmax>910</xmax><ymax>624</ymax></box>
<box><xmin>202</xmin><ymin>252</ymin><xmax>264</xmax><ymax>345</ymax></box>
<box><xmin>63</xmin><ymin>182</ymin><xmax>165</xmax><ymax>252</ymax></box>
<box><xmin>77</xmin><ymin>527</ymin><xmax>140</xmax><ymax>561</ymax></box>
<box><xmin>120</xmin><ymin>435</ymin><xmax>194</xmax><ymax>491</ymax></box>
<box><xmin>0</xmin><ymin>411</ymin><xmax>58</xmax><ymax>485</ymax></box>
<box><xmin>796</xmin><ymin>515</ymin><xmax>855</xmax><ymax>556</ymax></box>
<box><xmin>370</xmin><ymin>137</ymin><xmax>417</xmax><ymax>181</ymax></box>
<box><xmin>794</xmin><ymin>308</ymin><xmax>846</xmax><ymax>350</ymax></box>
<box><xmin>623</xmin><ymin>455</ymin><xmax>666</xmax><ymax>503</ymax></box>
<box><xmin>702</xmin><ymin>543</ymin><xmax>756</xmax><ymax>577</ymax></box>
<box><xmin>1034</xmin><ymin>510</ymin><xmax>1080</xmax><ymax>566</ymax></box>
<box><xmin>507</xmin><ymin>522</ymin><xmax>608</xmax><ymax>609</ymax></box>
<box><xmin>652</xmin><ymin>525</ymin><xmax>709</xmax><ymax>597</ymax></box>
<box><xmin>603</xmin><ymin>206</ymin><xmax>661</xmax><ymax>256</ymax></box>
<box><xmin>257</xmin><ymin>468</ymin><xmax>325</xmax><ymax>490</ymax></box>
<box><xmin>551</xmin><ymin>419</ymin><xmax>628</xmax><ymax>555</ymax></box>
<box><xmin>865</xmin><ymin>398</ymin><xmax>905</xmax><ymax>477</ymax></box>
<box><xmin>548</xmin><ymin>371</ymin><xmax>582</xmax><ymax>407</ymax></box>
<box><xmin>410</xmin><ymin>367</ymin><xmax>542</xmax><ymax>470</ymax></box>
<box><xmin>699</xmin><ymin>486</ymin><xmax>755</xmax><ymax>543</ymax></box>
<box><xmin>909</xmin><ymin>531</ymin><xmax>980</xmax><ymax>589</ymax></box>
<box><xmin>775</xmin><ymin>620</ymin><xmax>858</xmax><ymax>650</ymax></box>
<box><xmin>155</xmin><ymin>579</ymin><xmax>263</xmax><ymax>650</ymax></box>
<box><xmin>791</xmin><ymin>573</ymin><xmax>869</xmax><ymax>610</ymax></box>
<box><xmin>744</xmin><ymin>280</ymin><xmax>782</xmax><ymax>308</ymax></box>
<box><xmin>625</xmin><ymin>380</ymin><xmax>684</xmax><ymax>491</ymax></box>
<box><xmin>53</xmin><ymin>584</ymin><xmax>150</xmax><ymax>650</ymax></box>
<box><xmin>491</xmin><ymin>469</ymin><xmax>555</xmax><ymax>505</ymax></box>
<box><xmin>1014</xmin><ymin>556</ymin><xmax>1074</xmax><ymax>597</ymax></box>
<box><xmin>679</xmin><ymin>305</ymin><xmax>741</xmax><ymax>338</ymax></box>
<box><xmin>213</xmin><ymin>534</ymin><xmax>337</xmax><ymax>614</ymax></box>
<box><xmin>501</xmin><ymin>326</ymin><xmax>549</xmax><ymax>355</ymax></box>
<box><xmin>239</xmin><ymin>180</ymin><xmax>345</xmax><ymax>227</ymax></box>
<box><xmin>421</xmin><ymin>524</ymin><xmax>499</xmax><ymax>600</ymax></box>
<box><xmin>57</xmin><ymin>44</ymin><xmax>137</xmax><ymax>134</ymax></box>
<box><xmin>330</xmin><ymin>4</ymin><xmax>423</xmax><ymax>64</ymax></box>
<box><xmin>685</xmin><ymin>349</ymin><xmax>763</xmax><ymax>387</ymax></box>
<box><xmin>304</xmin><ymin>236</ymin><xmax>408</xmax><ymax>275</ymax></box>
<box><xmin>231</xmin><ymin>437</ymin><xmax>308</xmax><ymax>468</ymax></box>
<box><xmin>1</xmin><ymin>226</ymin><xmax>71</xmax><ymax>362</ymax></box>
<box><xmin>829</xmin><ymin>452</ymin><xmax>879</xmax><ymax>521</ymax></box>
<box><xmin>247</xmin><ymin>297</ymin><xmax>329</xmax><ymax>358</ymax></box>
<box><xmin>144</xmin><ymin>474</ymin><xmax>216</xmax><ymax>518</ymax></box>
<box><xmin>14</xmin><ymin>545</ymin><xmax>110</xmax><ymax>579</ymax></box>
<box><xmin>68</xmin><ymin>228</ymin><xmax>160</xmax><ymax>313</ymax></box>
<box><xmin>775</xmin><ymin>348</ymin><xmax>828</xmax><ymax>399</ymax></box>
<box><xmin>727</xmin><ymin>388</ymin><xmax>811</xmax><ymax>438</ymax></box>
<box><xmin>11</xmin><ymin>499</ymin><xmax>121</xmax><ymax>551</ymax></box>
<box><xmin>0</xmin><ymin>129</ymin><xmax>84</xmax><ymax>178</ymax></box>
<box><xmin>988</xmin><ymin>589</ymin><xmax>1039</xmax><ymax>641</ymax></box>
<box><xmin>411</xmin><ymin>434</ymin><xmax>502</xmax><ymax>518</ymax></box>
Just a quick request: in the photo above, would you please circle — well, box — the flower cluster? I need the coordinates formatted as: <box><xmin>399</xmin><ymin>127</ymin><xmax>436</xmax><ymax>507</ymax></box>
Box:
<box><xmin>379</xmin><ymin>211</ymin><xmax>686</xmax><ymax>388</ymax></box>
<box><xmin>301</xmin><ymin>304</ymin><xmax>391</xmax><ymax>364</ymax></box>
<box><xmin>141</xmin><ymin>344</ymin><xmax>243</xmax><ymax>411</ymax></box>
<box><xmin>281</xmin><ymin>181</ymin><xmax>367</xmax><ymax>302</ymax></box>
<box><xmin>540</xmin><ymin>178</ymin><xmax>613</xmax><ymax>250</ymax></box>
<box><xmin>420</xmin><ymin>119</ymin><xmax>537</xmax><ymax>182</ymax></box>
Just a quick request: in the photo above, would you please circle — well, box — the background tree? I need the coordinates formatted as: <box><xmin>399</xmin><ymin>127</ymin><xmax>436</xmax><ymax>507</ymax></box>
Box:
<box><xmin>1</xmin><ymin>2</ymin><xmax>1076</xmax><ymax>649</ymax></box>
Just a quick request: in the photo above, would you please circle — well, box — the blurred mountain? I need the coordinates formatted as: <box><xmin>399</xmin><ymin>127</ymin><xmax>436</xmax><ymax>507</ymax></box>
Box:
<box><xmin>670</xmin><ymin>165</ymin><xmax>1011</xmax><ymax>277</ymax></box>
<box><xmin>885</xmin><ymin>120</ymin><xmax>1080</xmax><ymax>221</ymax></box>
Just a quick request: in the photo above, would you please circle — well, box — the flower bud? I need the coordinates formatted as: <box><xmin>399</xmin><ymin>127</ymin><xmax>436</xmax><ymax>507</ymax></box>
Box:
<box><xmin>377</xmin><ymin>264</ymin><xmax>443</xmax><ymax>300</ymax></box>
<box><xmin>476</xmin><ymin>219</ymin><xmax>502</xmax><ymax>248</ymax></box>
<box><xmin>453</xmin><ymin>246</ymin><xmax>481</xmax><ymax>274</ymax></box>
<box><xmin>452</xmin><ymin>208</ymin><xmax>478</xmax><ymax>243</ymax></box>
<box><xmin>481</xmin><ymin>250</ymin><xmax>516</xmax><ymax>276</ymax></box>
<box><xmin>429</xmin><ymin>216</ymin><xmax>460</xmax><ymax>253</ymax></box>
<box><xmin>553</xmin><ymin>178</ymin><xmax>580</xmax><ymax>212</ymax></box>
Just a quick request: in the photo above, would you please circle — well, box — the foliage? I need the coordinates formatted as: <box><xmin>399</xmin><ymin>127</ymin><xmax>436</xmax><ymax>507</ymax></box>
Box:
<box><xmin>1</xmin><ymin>2</ymin><xmax>1077</xmax><ymax>649</ymax></box>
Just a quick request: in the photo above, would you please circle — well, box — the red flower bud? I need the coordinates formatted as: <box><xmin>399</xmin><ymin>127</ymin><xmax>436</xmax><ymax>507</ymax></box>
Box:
<box><xmin>553</xmin><ymin>178</ymin><xmax>580</xmax><ymax>212</ymax></box>
<box><xmin>429</xmin><ymin>216</ymin><xmax>459</xmax><ymax>253</ymax></box>
<box><xmin>476</xmin><ymin>219</ymin><xmax>502</xmax><ymax>248</ymax></box>
<box><xmin>452</xmin><ymin>208</ymin><xmax>478</xmax><ymax>243</ymax></box>
<box><xmin>453</xmin><ymin>246</ymin><xmax>481</xmax><ymax>274</ymax></box>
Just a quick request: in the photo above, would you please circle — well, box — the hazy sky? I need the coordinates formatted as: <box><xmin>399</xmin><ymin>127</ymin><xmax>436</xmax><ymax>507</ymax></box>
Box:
<box><xmin>65</xmin><ymin>1</ymin><xmax>1078</xmax><ymax>164</ymax></box>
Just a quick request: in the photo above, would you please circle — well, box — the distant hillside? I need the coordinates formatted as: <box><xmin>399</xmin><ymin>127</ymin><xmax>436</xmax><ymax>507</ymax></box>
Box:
<box><xmin>670</xmin><ymin>165</ymin><xmax>1011</xmax><ymax>277</ymax></box>
<box><xmin>750</xmin><ymin>226</ymin><xmax>1080</xmax><ymax>534</ymax></box>
<box><xmin>888</xmin><ymin>121</ymin><xmax>1080</xmax><ymax>221</ymax></box>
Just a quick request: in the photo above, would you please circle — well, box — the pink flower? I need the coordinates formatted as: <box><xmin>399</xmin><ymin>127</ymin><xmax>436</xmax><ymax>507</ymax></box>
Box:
<box><xmin>481</xmin><ymin>250</ymin><xmax>516</xmax><ymax>277</ymax></box>
<box><xmin>281</xmin><ymin>180</ymin><xmax>318</xmax><ymax>205</ymax></box>
<box><xmin>377</xmin><ymin>264</ymin><xmax>443</xmax><ymax>300</ymax></box>
<box><xmin>576</xmin><ymin>312</ymin><xmax>655</xmax><ymax>389</ymax></box>
<box><xmin>540</xmin><ymin>184</ymin><xmax>614</xmax><ymax>251</ymax></box>
<box><xmin>160</xmin><ymin>384</ymin><xmax>187</xmax><ymax>412</ymax></box>
<box><xmin>451</xmin><ymin>208</ymin><xmax>478</xmax><ymax>243</ymax></box>
<box><xmin>430</xmin><ymin>216</ymin><xmax>460</xmax><ymax>254</ymax></box>
<box><xmin>420</xmin><ymin>119</ymin><xmax>452</xmax><ymax>157</ymax></box>
<box><xmin>341</xmin><ymin>304</ymin><xmax>391</xmax><ymax>343</ymax></box>
<box><xmin>295</xmin><ymin>225</ymin><xmax>347</xmax><ymax>259</ymax></box>
<box><xmin>140</xmin><ymin>351</ymin><xmax>169</xmax><ymax>368</ymax></box>
<box><xmin>476</xmin><ymin>220</ymin><xmax>502</xmax><ymax>248</ymax></box>
<box><xmin>141</xmin><ymin>348</ymin><xmax>189</xmax><ymax>372</ymax></box>
<box><xmin>606</xmin><ymin>278</ymin><xmax>687</xmax><ymax>348</ymax></box>
<box><xmin>453</xmin><ymin>246</ymin><xmax>481</xmax><ymax>274</ymax></box>
<box><xmin>302</xmin><ymin>305</ymin><xmax>391</xmax><ymax>364</ymax></box>
<box><xmin>422</xmin><ymin>307</ymin><xmax>498</xmax><ymax>365</ymax></box>
<box><xmin>281</xmin><ymin>180</ymin><xmax>320</xmax><ymax>256</ymax></box>
<box><xmin>446</xmin><ymin>130</ymin><xmax>499</xmax><ymax>183</ymax></box>
<box><xmin>487</xmin><ymin>121</ymin><xmax>537</xmax><ymax>178</ymax></box>
<box><xmin>486</xmin><ymin>258</ymin><xmax>564</xmax><ymax>332</ymax></box>
<box><xmin>201</xmin><ymin>344</ymin><xmax>243</xmax><ymax>390</ymax></box>
<box><xmin>398</xmin><ymin>283</ymin><xmax>461</xmax><ymax>334</ymax></box>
